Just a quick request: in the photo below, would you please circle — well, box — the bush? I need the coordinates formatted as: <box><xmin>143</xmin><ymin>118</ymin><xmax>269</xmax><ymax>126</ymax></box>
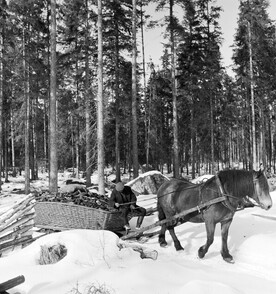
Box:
<box><xmin>69</xmin><ymin>282</ymin><xmax>114</xmax><ymax>294</ymax></box>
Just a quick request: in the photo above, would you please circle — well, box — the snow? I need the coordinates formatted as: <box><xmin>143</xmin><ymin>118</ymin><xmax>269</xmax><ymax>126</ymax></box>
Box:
<box><xmin>126</xmin><ymin>170</ymin><xmax>170</xmax><ymax>186</ymax></box>
<box><xmin>1</xmin><ymin>174</ymin><xmax>276</xmax><ymax>294</ymax></box>
<box><xmin>191</xmin><ymin>174</ymin><xmax>214</xmax><ymax>184</ymax></box>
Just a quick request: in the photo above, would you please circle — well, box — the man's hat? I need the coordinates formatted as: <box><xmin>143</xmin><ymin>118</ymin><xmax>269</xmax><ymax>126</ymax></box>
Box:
<box><xmin>115</xmin><ymin>182</ymin><xmax>124</xmax><ymax>192</ymax></box>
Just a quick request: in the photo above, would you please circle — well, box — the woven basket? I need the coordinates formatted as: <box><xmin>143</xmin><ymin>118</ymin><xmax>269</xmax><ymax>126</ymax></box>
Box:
<box><xmin>34</xmin><ymin>202</ymin><xmax>126</xmax><ymax>231</ymax></box>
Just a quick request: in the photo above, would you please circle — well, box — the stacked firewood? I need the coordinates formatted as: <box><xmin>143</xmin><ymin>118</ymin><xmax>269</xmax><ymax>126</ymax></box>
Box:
<box><xmin>0</xmin><ymin>194</ymin><xmax>35</xmax><ymax>256</ymax></box>
<box><xmin>36</xmin><ymin>187</ymin><xmax>111</xmax><ymax>211</ymax></box>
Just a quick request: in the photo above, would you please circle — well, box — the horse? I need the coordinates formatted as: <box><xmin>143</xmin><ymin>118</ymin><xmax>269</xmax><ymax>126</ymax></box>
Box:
<box><xmin>157</xmin><ymin>169</ymin><xmax>272</xmax><ymax>263</ymax></box>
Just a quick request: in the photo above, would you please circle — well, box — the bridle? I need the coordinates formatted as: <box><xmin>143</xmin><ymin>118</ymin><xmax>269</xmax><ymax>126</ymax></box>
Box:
<box><xmin>214</xmin><ymin>173</ymin><xmax>262</xmax><ymax>213</ymax></box>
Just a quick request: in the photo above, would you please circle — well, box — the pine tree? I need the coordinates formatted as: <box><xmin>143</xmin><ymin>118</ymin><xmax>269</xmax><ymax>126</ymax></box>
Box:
<box><xmin>233</xmin><ymin>0</ymin><xmax>276</xmax><ymax>170</ymax></box>
<box><xmin>177</xmin><ymin>0</ymin><xmax>222</xmax><ymax>175</ymax></box>
<box><xmin>0</xmin><ymin>0</ymin><xmax>5</xmax><ymax>190</ymax></box>
<box><xmin>132</xmin><ymin>0</ymin><xmax>139</xmax><ymax>178</ymax></box>
<box><xmin>97</xmin><ymin>0</ymin><xmax>105</xmax><ymax>195</ymax></box>
<box><xmin>49</xmin><ymin>0</ymin><xmax>58</xmax><ymax>194</ymax></box>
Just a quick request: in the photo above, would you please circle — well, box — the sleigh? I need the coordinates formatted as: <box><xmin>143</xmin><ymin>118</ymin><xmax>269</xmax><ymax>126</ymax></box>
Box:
<box><xmin>34</xmin><ymin>201</ymin><xmax>156</xmax><ymax>232</ymax></box>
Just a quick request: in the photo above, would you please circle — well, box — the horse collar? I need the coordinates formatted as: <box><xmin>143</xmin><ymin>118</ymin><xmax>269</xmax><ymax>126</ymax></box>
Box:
<box><xmin>215</xmin><ymin>174</ymin><xmax>237</xmax><ymax>213</ymax></box>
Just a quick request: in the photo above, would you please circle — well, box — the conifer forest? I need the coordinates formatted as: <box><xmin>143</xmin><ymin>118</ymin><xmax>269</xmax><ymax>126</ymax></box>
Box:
<box><xmin>0</xmin><ymin>0</ymin><xmax>276</xmax><ymax>194</ymax></box>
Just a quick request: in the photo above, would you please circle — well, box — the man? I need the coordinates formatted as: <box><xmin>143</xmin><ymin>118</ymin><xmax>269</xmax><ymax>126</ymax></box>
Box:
<box><xmin>109</xmin><ymin>182</ymin><xmax>146</xmax><ymax>231</ymax></box>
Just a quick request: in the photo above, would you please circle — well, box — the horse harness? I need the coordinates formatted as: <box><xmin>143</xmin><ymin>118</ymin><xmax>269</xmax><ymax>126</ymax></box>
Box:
<box><xmin>157</xmin><ymin>174</ymin><xmax>258</xmax><ymax>223</ymax></box>
<box><xmin>214</xmin><ymin>174</ymin><xmax>258</xmax><ymax>212</ymax></box>
<box><xmin>197</xmin><ymin>174</ymin><xmax>257</xmax><ymax>219</ymax></box>
<box><xmin>215</xmin><ymin>175</ymin><xmax>237</xmax><ymax>213</ymax></box>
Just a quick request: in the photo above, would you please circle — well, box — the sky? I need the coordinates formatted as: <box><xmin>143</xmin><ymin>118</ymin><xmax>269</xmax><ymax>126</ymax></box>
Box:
<box><xmin>144</xmin><ymin>0</ymin><xmax>276</xmax><ymax>75</ymax></box>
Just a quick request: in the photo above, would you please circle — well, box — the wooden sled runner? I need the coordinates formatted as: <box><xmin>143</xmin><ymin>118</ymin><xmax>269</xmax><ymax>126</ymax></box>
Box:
<box><xmin>121</xmin><ymin>196</ymin><xmax>226</xmax><ymax>240</ymax></box>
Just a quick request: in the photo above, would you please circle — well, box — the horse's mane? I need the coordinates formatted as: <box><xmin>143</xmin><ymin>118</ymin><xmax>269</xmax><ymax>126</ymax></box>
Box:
<box><xmin>217</xmin><ymin>169</ymin><xmax>255</xmax><ymax>197</ymax></box>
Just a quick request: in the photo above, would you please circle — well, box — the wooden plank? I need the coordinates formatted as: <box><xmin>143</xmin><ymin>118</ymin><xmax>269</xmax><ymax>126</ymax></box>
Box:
<box><xmin>0</xmin><ymin>196</ymin><xmax>35</xmax><ymax>223</ymax></box>
<box><xmin>0</xmin><ymin>275</ymin><xmax>25</xmax><ymax>292</ymax></box>
<box><xmin>121</xmin><ymin>196</ymin><xmax>226</xmax><ymax>240</ymax></box>
<box><xmin>0</xmin><ymin>203</ymin><xmax>35</xmax><ymax>231</ymax></box>
<box><xmin>0</xmin><ymin>235</ymin><xmax>32</xmax><ymax>251</ymax></box>
<box><xmin>34</xmin><ymin>224</ymin><xmax>69</xmax><ymax>231</ymax></box>
<box><xmin>0</xmin><ymin>224</ymin><xmax>33</xmax><ymax>243</ymax></box>
<box><xmin>0</xmin><ymin>213</ymin><xmax>35</xmax><ymax>236</ymax></box>
<box><xmin>252</xmin><ymin>214</ymin><xmax>276</xmax><ymax>221</ymax></box>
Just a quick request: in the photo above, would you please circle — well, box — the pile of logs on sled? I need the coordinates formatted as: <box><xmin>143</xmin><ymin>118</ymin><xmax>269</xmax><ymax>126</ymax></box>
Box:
<box><xmin>0</xmin><ymin>194</ymin><xmax>35</xmax><ymax>256</ymax></box>
<box><xmin>36</xmin><ymin>184</ymin><xmax>111</xmax><ymax>211</ymax></box>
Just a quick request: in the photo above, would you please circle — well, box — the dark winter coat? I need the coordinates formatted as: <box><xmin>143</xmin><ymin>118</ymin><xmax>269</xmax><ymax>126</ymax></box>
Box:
<box><xmin>109</xmin><ymin>185</ymin><xmax>137</xmax><ymax>208</ymax></box>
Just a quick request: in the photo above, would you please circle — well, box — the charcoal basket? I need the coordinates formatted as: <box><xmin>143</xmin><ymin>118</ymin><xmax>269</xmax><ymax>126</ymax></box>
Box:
<box><xmin>34</xmin><ymin>201</ymin><xmax>125</xmax><ymax>231</ymax></box>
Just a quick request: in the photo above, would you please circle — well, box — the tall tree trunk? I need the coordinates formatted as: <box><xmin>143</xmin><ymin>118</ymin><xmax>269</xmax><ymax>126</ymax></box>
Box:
<box><xmin>45</xmin><ymin>0</ymin><xmax>50</xmax><ymax>172</ymax></box>
<box><xmin>70</xmin><ymin>114</ymin><xmax>75</xmax><ymax>173</ymax></box>
<box><xmin>248</xmin><ymin>20</ymin><xmax>257</xmax><ymax>170</ymax></box>
<box><xmin>114</xmin><ymin>18</ymin><xmax>121</xmax><ymax>182</ymax></box>
<box><xmin>0</xmin><ymin>4</ymin><xmax>3</xmax><ymax>190</ymax></box>
<box><xmin>132</xmin><ymin>0</ymin><xmax>139</xmax><ymax>178</ymax></box>
<box><xmin>268</xmin><ymin>105</ymin><xmax>274</xmax><ymax>172</ymax></box>
<box><xmin>170</xmin><ymin>0</ymin><xmax>179</xmax><ymax>178</ymax></box>
<box><xmin>43</xmin><ymin>100</ymin><xmax>48</xmax><ymax>167</ymax></box>
<box><xmin>140</xmin><ymin>2</ymin><xmax>147</xmax><ymax>97</ymax></box>
<box><xmin>23</xmin><ymin>28</ymin><xmax>30</xmax><ymax>194</ymax></box>
<box><xmin>210</xmin><ymin>93</ymin><xmax>215</xmax><ymax>173</ymax></box>
<box><xmin>49</xmin><ymin>0</ymin><xmax>58</xmax><ymax>194</ymax></box>
<box><xmin>10</xmin><ymin>109</ymin><xmax>15</xmax><ymax>176</ymax></box>
<box><xmin>30</xmin><ymin>100</ymin><xmax>35</xmax><ymax>180</ymax></box>
<box><xmin>97</xmin><ymin>0</ymin><xmax>105</xmax><ymax>195</ymax></box>
<box><xmin>260</xmin><ymin>102</ymin><xmax>266</xmax><ymax>167</ymax></box>
<box><xmin>115</xmin><ymin>104</ymin><xmax>120</xmax><ymax>181</ymax></box>
<box><xmin>4</xmin><ymin>116</ymin><xmax>8</xmax><ymax>183</ymax></box>
<box><xmin>85</xmin><ymin>0</ymin><xmax>91</xmax><ymax>187</ymax></box>
<box><xmin>229</xmin><ymin>129</ymin><xmax>233</xmax><ymax>168</ymax></box>
<box><xmin>32</xmin><ymin>63</ymin><xmax>39</xmax><ymax>180</ymax></box>
<box><xmin>191</xmin><ymin>100</ymin><xmax>195</xmax><ymax>179</ymax></box>
<box><xmin>146</xmin><ymin>72</ymin><xmax>154</xmax><ymax>169</ymax></box>
<box><xmin>75</xmin><ymin>36</ymin><xmax>79</xmax><ymax>179</ymax></box>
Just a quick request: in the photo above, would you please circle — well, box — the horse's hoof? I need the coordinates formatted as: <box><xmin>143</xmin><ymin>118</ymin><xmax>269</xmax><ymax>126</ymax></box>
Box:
<box><xmin>198</xmin><ymin>247</ymin><xmax>205</xmax><ymax>259</ymax></box>
<box><xmin>223</xmin><ymin>257</ymin><xmax>235</xmax><ymax>264</ymax></box>
<box><xmin>221</xmin><ymin>251</ymin><xmax>234</xmax><ymax>263</ymax></box>
<box><xmin>175</xmin><ymin>244</ymin><xmax>184</xmax><ymax>251</ymax></box>
<box><xmin>160</xmin><ymin>241</ymin><xmax>168</xmax><ymax>248</ymax></box>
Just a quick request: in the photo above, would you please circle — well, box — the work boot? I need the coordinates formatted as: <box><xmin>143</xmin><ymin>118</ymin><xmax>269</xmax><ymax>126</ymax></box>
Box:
<box><xmin>136</xmin><ymin>216</ymin><xmax>144</xmax><ymax>229</ymax></box>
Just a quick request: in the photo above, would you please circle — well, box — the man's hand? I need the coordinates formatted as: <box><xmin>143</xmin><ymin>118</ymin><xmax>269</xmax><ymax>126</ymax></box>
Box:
<box><xmin>130</xmin><ymin>204</ymin><xmax>135</xmax><ymax>210</ymax></box>
<box><xmin>115</xmin><ymin>203</ymin><xmax>120</xmax><ymax>208</ymax></box>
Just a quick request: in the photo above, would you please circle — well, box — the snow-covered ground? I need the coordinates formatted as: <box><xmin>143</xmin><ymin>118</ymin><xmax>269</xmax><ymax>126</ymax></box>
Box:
<box><xmin>0</xmin><ymin>173</ymin><xmax>276</xmax><ymax>294</ymax></box>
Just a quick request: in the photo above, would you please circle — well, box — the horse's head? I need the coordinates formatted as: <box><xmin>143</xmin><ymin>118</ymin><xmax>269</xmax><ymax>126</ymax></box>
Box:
<box><xmin>252</xmin><ymin>170</ymin><xmax>272</xmax><ymax>210</ymax></box>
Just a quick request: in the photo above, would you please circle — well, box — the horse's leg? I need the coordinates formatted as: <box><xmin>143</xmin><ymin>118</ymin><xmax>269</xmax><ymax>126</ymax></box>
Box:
<box><xmin>168</xmin><ymin>226</ymin><xmax>184</xmax><ymax>251</ymax></box>
<box><xmin>159</xmin><ymin>224</ymin><xmax>167</xmax><ymax>247</ymax></box>
<box><xmin>220</xmin><ymin>219</ymin><xmax>234</xmax><ymax>263</ymax></box>
<box><xmin>158</xmin><ymin>204</ymin><xmax>168</xmax><ymax>247</ymax></box>
<box><xmin>198</xmin><ymin>219</ymin><xmax>216</xmax><ymax>259</ymax></box>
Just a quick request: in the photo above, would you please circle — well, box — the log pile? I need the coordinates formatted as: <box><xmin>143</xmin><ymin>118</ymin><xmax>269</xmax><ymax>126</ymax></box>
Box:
<box><xmin>36</xmin><ymin>187</ymin><xmax>110</xmax><ymax>211</ymax></box>
<box><xmin>0</xmin><ymin>194</ymin><xmax>35</xmax><ymax>256</ymax></box>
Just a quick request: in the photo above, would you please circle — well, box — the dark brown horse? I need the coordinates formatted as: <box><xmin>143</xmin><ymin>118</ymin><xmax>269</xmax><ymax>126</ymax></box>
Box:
<box><xmin>157</xmin><ymin>169</ymin><xmax>272</xmax><ymax>263</ymax></box>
